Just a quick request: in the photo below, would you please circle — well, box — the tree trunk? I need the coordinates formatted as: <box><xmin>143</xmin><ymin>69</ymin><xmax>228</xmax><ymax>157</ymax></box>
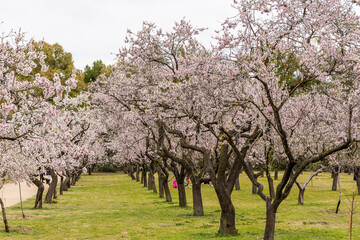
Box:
<box><xmin>177</xmin><ymin>181</ymin><xmax>187</xmax><ymax>207</ymax></box>
<box><xmin>163</xmin><ymin>178</ymin><xmax>172</xmax><ymax>202</ymax></box>
<box><xmin>217</xmin><ymin>190</ymin><xmax>237</xmax><ymax>234</ymax></box>
<box><xmin>88</xmin><ymin>166</ymin><xmax>92</xmax><ymax>175</ymax></box>
<box><xmin>264</xmin><ymin>199</ymin><xmax>277</xmax><ymax>240</ymax></box>
<box><xmin>151</xmin><ymin>171</ymin><xmax>157</xmax><ymax>193</ymax></box>
<box><xmin>298</xmin><ymin>188</ymin><xmax>305</xmax><ymax>205</ymax></box>
<box><xmin>235</xmin><ymin>176</ymin><xmax>240</xmax><ymax>190</ymax></box>
<box><xmin>32</xmin><ymin>177</ymin><xmax>44</xmax><ymax>208</ymax></box>
<box><xmin>332</xmin><ymin>172</ymin><xmax>338</xmax><ymax>191</ymax></box>
<box><xmin>148</xmin><ymin>172</ymin><xmax>153</xmax><ymax>190</ymax></box>
<box><xmin>44</xmin><ymin>169</ymin><xmax>58</xmax><ymax>204</ymax></box>
<box><xmin>129</xmin><ymin>165</ymin><xmax>136</xmax><ymax>180</ymax></box>
<box><xmin>136</xmin><ymin>165</ymin><xmax>140</xmax><ymax>182</ymax></box>
<box><xmin>64</xmin><ymin>173</ymin><xmax>71</xmax><ymax>190</ymax></box>
<box><xmin>140</xmin><ymin>169</ymin><xmax>144</xmax><ymax>184</ymax></box>
<box><xmin>354</xmin><ymin>167</ymin><xmax>360</xmax><ymax>195</ymax></box>
<box><xmin>60</xmin><ymin>176</ymin><xmax>64</xmax><ymax>195</ymax></box>
<box><xmin>0</xmin><ymin>197</ymin><xmax>9</xmax><ymax>232</ymax></box>
<box><xmin>123</xmin><ymin>164</ymin><xmax>128</xmax><ymax>174</ymax></box>
<box><xmin>71</xmin><ymin>172</ymin><xmax>77</xmax><ymax>186</ymax></box>
<box><xmin>252</xmin><ymin>183</ymin><xmax>257</xmax><ymax>194</ymax></box>
<box><xmin>192</xmin><ymin>179</ymin><xmax>204</xmax><ymax>216</ymax></box>
<box><xmin>143</xmin><ymin>170</ymin><xmax>147</xmax><ymax>187</ymax></box>
<box><xmin>152</xmin><ymin>178</ymin><xmax>157</xmax><ymax>193</ymax></box>
<box><xmin>53</xmin><ymin>184</ymin><xmax>57</xmax><ymax>199</ymax></box>
<box><xmin>158</xmin><ymin>172</ymin><xmax>164</xmax><ymax>198</ymax></box>
<box><xmin>274</xmin><ymin>170</ymin><xmax>278</xmax><ymax>180</ymax></box>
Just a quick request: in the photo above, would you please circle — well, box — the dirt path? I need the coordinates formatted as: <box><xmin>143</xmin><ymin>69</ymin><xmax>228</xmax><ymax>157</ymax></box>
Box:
<box><xmin>0</xmin><ymin>182</ymin><xmax>46</xmax><ymax>208</ymax></box>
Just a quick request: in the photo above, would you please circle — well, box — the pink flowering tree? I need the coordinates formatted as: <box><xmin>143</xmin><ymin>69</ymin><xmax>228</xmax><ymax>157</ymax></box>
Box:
<box><xmin>0</xmin><ymin>30</ymin><xmax>81</xmax><ymax>231</ymax></box>
<box><xmin>217</xmin><ymin>0</ymin><xmax>360</xmax><ymax>239</ymax></box>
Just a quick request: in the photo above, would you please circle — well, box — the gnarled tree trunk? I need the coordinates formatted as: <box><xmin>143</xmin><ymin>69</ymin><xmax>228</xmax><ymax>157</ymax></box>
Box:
<box><xmin>31</xmin><ymin>177</ymin><xmax>44</xmax><ymax>209</ymax></box>
<box><xmin>44</xmin><ymin>168</ymin><xmax>58</xmax><ymax>204</ymax></box>
<box><xmin>252</xmin><ymin>183</ymin><xmax>257</xmax><ymax>194</ymax></box>
<box><xmin>216</xmin><ymin>187</ymin><xmax>237</xmax><ymax>234</ymax></box>
<box><xmin>191</xmin><ymin>178</ymin><xmax>204</xmax><ymax>216</ymax></box>
<box><xmin>298</xmin><ymin>188</ymin><xmax>305</xmax><ymax>205</ymax></box>
<box><xmin>129</xmin><ymin>164</ymin><xmax>136</xmax><ymax>180</ymax></box>
<box><xmin>264</xmin><ymin>198</ymin><xmax>277</xmax><ymax>240</ymax></box>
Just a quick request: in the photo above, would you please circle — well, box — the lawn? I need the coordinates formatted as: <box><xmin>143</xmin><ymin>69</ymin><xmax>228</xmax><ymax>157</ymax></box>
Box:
<box><xmin>0</xmin><ymin>171</ymin><xmax>359</xmax><ymax>239</ymax></box>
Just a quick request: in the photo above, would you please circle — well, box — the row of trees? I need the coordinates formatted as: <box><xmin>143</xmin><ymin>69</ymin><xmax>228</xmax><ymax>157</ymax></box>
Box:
<box><xmin>1</xmin><ymin>0</ymin><xmax>360</xmax><ymax>239</ymax></box>
<box><xmin>0</xmin><ymin>31</ymin><xmax>109</xmax><ymax>232</ymax></box>
<box><xmin>91</xmin><ymin>1</ymin><xmax>360</xmax><ymax>239</ymax></box>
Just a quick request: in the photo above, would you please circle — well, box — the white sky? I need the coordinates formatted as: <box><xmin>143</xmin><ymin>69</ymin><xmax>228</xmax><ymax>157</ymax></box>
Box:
<box><xmin>0</xmin><ymin>0</ymin><xmax>236</xmax><ymax>70</ymax></box>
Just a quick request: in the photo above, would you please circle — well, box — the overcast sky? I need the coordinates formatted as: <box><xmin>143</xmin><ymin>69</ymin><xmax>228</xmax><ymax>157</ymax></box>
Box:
<box><xmin>0</xmin><ymin>0</ymin><xmax>236</xmax><ymax>69</ymax></box>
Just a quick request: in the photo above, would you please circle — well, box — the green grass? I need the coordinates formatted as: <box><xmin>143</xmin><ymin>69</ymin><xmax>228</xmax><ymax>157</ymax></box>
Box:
<box><xmin>0</xmin><ymin>172</ymin><xmax>359</xmax><ymax>239</ymax></box>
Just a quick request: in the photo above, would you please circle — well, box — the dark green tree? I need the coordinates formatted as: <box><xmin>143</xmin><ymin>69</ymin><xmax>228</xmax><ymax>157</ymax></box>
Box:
<box><xmin>84</xmin><ymin>60</ymin><xmax>106</xmax><ymax>83</ymax></box>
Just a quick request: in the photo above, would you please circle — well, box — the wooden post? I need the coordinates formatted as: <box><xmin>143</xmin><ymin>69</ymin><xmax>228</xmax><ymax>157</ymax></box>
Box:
<box><xmin>18</xmin><ymin>182</ymin><xmax>25</xmax><ymax>218</ymax></box>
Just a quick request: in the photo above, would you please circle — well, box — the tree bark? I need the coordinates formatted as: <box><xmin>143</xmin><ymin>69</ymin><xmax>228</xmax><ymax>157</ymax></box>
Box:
<box><xmin>136</xmin><ymin>165</ymin><xmax>140</xmax><ymax>182</ymax></box>
<box><xmin>332</xmin><ymin>171</ymin><xmax>338</xmax><ymax>191</ymax></box>
<box><xmin>148</xmin><ymin>172</ymin><xmax>153</xmax><ymax>190</ymax></box>
<box><xmin>274</xmin><ymin>170</ymin><xmax>278</xmax><ymax>180</ymax></box>
<box><xmin>152</xmin><ymin>179</ymin><xmax>157</xmax><ymax>193</ymax></box>
<box><xmin>31</xmin><ymin>177</ymin><xmax>44</xmax><ymax>208</ymax></box>
<box><xmin>44</xmin><ymin>168</ymin><xmax>58</xmax><ymax>204</ymax></box>
<box><xmin>123</xmin><ymin>164</ymin><xmax>128</xmax><ymax>174</ymax></box>
<box><xmin>191</xmin><ymin>179</ymin><xmax>204</xmax><ymax>216</ymax></box>
<box><xmin>140</xmin><ymin>168</ymin><xmax>144</xmax><ymax>184</ymax></box>
<box><xmin>70</xmin><ymin>170</ymin><xmax>82</xmax><ymax>186</ymax></box>
<box><xmin>298</xmin><ymin>188</ymin><xmax>305</xmax><ymax>205</ymax></box>
<box><xmin>0</xmin><ymin>197</ymin><xmax>9</xmax><ymax>232</ymax></box>
<box><xmin>143</xmin><ymin>170</ymin><xmax>147</xmax><ymax>187</ymax></box>
<box><xmin>354</xmin><ymin>167</ymin><xmax>360</xmax><ymax>195</ymax></box>
<box><xmin>177</xmin><ymin>180</ymin><xmax>187</xmax><ymax>207</ymax></box>
<box><xmin>163</xmin><ymin>178</ymin><xmax>172</xmax><ymax>202</ymax></box>
<box><xmin>64</xmin><ymin>173</ymin><xmax>71</xmax><ymax>190</ymax></box>
<box><xmin>235</xmin><ymin>176</ymin><xmax>240</xmax><ymax>190</ymax></box>
<box><xmin>264</xmin><ymin>199</ymin><xmax>277</xmax><ymax>240</ymax></box>
<box><xmin>60</xmin><ymin>176</ymin><xmax>64</xmax><ymax>195</ymax></box>
<box><xmin>217</xmin><ymin>190</ymin><xmax>237</xmax><ymax>234</ymax></box>
<box><xmin>53</xmin><ymin>183</ymin><xmax>57</xmax><ymax>199</ymax></box>
<box><xmin>158</xmin><ymin>172</ymin><xmax>164</xmax><ymax>198</ymax></box>
<box><xmin>129</xmin><ymin>164</ymin><xmax>136</xmax><ymax>180</ymax></box>
<box><xmin>252</xmin><ymin>183</ymin><xmax>257</xmax><ymax>194</ymax></box>
<box><xmin>172</xmin><ymin>164</ymin><xmax>187</xmax><ymax>207</ymax></box>
<box><xmin>151</xmin><ymin>170</ymin><xmax>157</xmax><ymax>193</ymax></box>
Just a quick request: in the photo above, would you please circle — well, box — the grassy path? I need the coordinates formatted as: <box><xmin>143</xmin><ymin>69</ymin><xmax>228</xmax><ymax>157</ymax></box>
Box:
<box><xmin>0</xmin><ymin>172</ymin><xmax>359</xmax><ymax>239</ymax></box>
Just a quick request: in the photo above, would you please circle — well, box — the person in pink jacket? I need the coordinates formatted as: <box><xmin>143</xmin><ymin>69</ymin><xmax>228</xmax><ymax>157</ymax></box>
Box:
<box><xmin>172</xmin><ymin>179</ymin><xmax>178</xmax><ymax>188</ymax></box>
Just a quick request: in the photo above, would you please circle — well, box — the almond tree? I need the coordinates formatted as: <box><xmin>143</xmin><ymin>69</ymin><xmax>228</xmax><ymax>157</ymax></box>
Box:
<box><xmin>0</xmin><ymin>30</ymin><xmax>80</xmax><ymax>231</ymax></box>
<box><xmin>218</xmin><ymin>0</ymin><xmax>360</xmax><ymax>239</ymax></box>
